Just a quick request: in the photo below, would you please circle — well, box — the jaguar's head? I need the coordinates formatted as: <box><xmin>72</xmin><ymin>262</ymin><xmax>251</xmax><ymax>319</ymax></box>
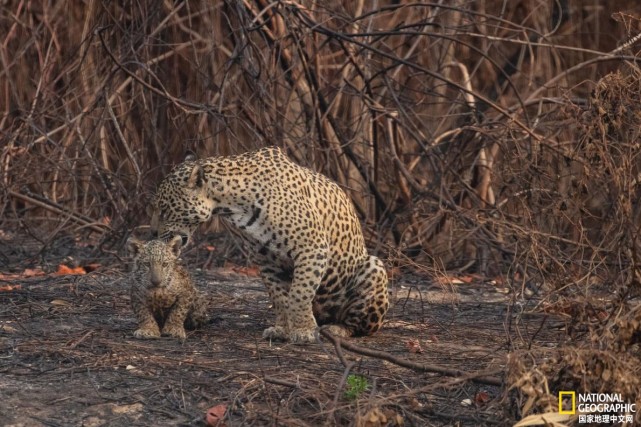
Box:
<box><xmin>149</xmin><ymin>160</ymin><xmax>214</xmax><ymax>247</ymax></box>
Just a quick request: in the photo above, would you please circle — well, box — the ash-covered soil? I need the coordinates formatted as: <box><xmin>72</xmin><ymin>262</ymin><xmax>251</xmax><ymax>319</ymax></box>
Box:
<box><xmin>0</xmin><ymin>235</ymin><xmax>562</xmax><ymax>426</ymax></box>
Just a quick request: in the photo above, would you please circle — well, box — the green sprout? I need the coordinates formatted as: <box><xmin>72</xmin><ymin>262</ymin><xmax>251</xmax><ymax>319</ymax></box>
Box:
<box><xmin>344</xmin><ymin>374</ymin><xmax>369</xmax><ymax>400</ymax></box>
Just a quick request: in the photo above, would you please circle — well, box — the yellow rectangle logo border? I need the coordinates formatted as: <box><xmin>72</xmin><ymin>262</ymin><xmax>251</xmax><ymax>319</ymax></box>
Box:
<box><xmin>558</xmin><ymin>391</ymin><xmax>576</xmax><ymax>414</ymax></box>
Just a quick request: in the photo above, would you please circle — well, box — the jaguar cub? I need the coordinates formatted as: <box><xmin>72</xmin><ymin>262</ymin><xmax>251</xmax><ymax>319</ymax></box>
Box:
<box><xmin>127</xmin><ymin>235</ymin><xmax>207</xmax><ymax>339</ymax></box>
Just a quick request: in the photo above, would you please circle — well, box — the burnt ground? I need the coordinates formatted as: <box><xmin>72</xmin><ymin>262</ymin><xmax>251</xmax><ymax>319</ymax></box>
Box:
<box><xmin>0</xmin><ymin>233</ymin><xmax>564</xmax><ymax>426</ymax></box>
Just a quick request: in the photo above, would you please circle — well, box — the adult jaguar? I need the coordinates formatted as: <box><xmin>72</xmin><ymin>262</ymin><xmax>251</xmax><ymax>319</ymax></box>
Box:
<box><xmin>150</xmin><ymin>147</ymin><xmax>388</xmax><ymax>343</ymax></box>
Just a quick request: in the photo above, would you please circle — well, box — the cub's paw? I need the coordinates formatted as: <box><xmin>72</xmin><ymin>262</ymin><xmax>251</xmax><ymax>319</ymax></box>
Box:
<box><xmin>186</xmin><ymin>309</ymin><xmax>208</xmax><ymax>330</ymax></box>
<box><xmin>288</xmin><ymin>328</ymin><xmax>317</xmax><ymax>344</ymax></box>
<box><xmin>262</xmin><ymin>326</ymin><xmax>288</xmax><ymax>341</ymax></box>
<box><xmin>162</xmin><ymin>325</ymin><xmax>187</xmax><ymax>340</ymax></box>
<box><xmin>133</xmin><ymin>327</ymin><xmax>161</xmax><ymax>339</ymax></box>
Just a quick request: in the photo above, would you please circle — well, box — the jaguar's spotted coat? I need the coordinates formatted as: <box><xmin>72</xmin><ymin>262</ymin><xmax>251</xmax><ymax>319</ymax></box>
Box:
<box><xmin>150</xmin><ymin>147</ymin><xmax>388</xmax><ymax>343</ymax></box>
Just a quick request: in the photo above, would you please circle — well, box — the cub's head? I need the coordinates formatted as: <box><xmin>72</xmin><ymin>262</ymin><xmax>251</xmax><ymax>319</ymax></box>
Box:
<box><xmin>149</xmin><ymin>160</ymin><xmax>214</xmax><ymax>246</ymax></box>
<box><xmin>127</xmin><ymin>236</ymin><xmax>183</xmax><ymax>288</ymax></box>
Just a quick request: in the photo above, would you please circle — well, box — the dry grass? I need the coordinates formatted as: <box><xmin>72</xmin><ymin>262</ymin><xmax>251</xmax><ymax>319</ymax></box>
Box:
<box><xmin>1</xmin><ymin>1</ymin><xmax>638</xmax><ymax>263</ymax></box>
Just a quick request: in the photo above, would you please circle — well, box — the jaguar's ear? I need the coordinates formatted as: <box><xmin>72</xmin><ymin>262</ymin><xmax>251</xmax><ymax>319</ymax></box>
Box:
<box><xmin>147</xmin><ymin>202</ymin><xmax>159</xmax><ymax>235</ymax></box>
<box><xmin>169</xmin><ymin>234</ymin><xmax>184</xmax><ymax>256</ymax></box>
<box><xmin>149</xmin><ymin>216</ymin><xmax>159</xmax><ymax>237</ymax></box>
<box><xmin>187</xmin><ymin>164</ymin><xmax>205</xmax><ymax>190</ymax></box>
<box><xmin>126</xmin><ymin>237</ymin><xmax>143</xmax><ymax>256</ymax></box>
<box><xmin>145</xmin><ymin>200</ymin><xmax>156</xmax><ymax>218</ymax></box>
<box><xmin>185</xmin><ymin>153</ymin><xmax>197</xmax><ymax>162</ymax></box>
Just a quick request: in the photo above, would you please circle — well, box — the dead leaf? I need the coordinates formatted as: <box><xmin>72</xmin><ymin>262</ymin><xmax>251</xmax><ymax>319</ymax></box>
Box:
<box><xmin>355</xmin><ymin>407</ymin><xmax>403</xmax><ymax>427</ymax></box>
<box><xmin>55</xmin><ymin>265</ymin><xmax>86</xmax><ymax>276</ymax></box>
<box><xmin>0</xmin><ymin>268</ymin><xmax>46</xmax><ymax>281</ymax></box>
<box><xmin>84</xmin><ymin>263</ymin><xmax>101</xmax><ymax>272</ymax></box>
<box><xmin>23</xmin><ymin>268</ymin><xmax>45</xmax><ymax>277</ymax></box>
<box><xmin>382</xmin><ymin>408</ymin><xmax>404</xmax><ymax>426</ymax></box>
<box><xmin>205</xmin><ymin>245</ymin><xmax>216</xmax><ymax>252</ymax></box>
<box><xmin>386</xmin><ymin>267</ymin><xmax>401</xmax><ymax>280</ymax></box>
<box><xmin>222</xmin><ymin>261</ymin><xmax>259</xmax><ymax>277</ymax></box>
<box><xmin>460</xmin><ymin>398</ymin><xmax>472</xmax><ymax>406</ymax></box>
<box><xmin>356</xmin><ymin>407</ymin><xmax>387</xmax><ymax>427</ymax></box>
<box><xmin>111</xmin><ymin>403</ymin><xmax>143</xmax><ymax>414</ymax></box>
<box><xmin>513</xmin><ymin>412</ymin><xmax>571</xmax><ymax>426</ymax></box>
<box><xmin>0</xmin><ymin>324</ymin><xmax>18</xmax><ymax>333</ymax></box>
<box><xmin>50</xmin><ymin>299</ymin><xmax>71</xmax><ymax>306</ymax></box>
<box><xmin>491</xmin><ymin>276</ymin><xmax>505</xmax><ymax>285</ymax></box>
<box><xmin>474</xmin><ymin>390</ymin><xmax>490</xmax><ymax>406</ymax></box>
<box><xmin>435</xmin><ymin>275</ymin><xmax>464</xmax><ymax>285</ymax></box>
<box><xmin>407</xmin><ymin>397</ymin><xmax>422</xmax><ymax>410</ymax></box>
<box><xmin>206</xmin><ymin>404</ymin><xmax>228</xmax><ymax>427</ymax></box>
<box><xmin>0</xmin><ymin>284</ymin><xmax>21</xmax><ymax>292</ymax></box>
<box><xmin>405</xmin><ymin>339</ymin><xmax>423</xmax><ymax>354</ymax></box>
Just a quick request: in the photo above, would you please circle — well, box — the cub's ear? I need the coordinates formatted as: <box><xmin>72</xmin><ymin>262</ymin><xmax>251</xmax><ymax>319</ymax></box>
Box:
<box><xmin>168</xmin><ymin>234</ymin><xmax>184</xmax><ymax>256</ymax></box>
<box><xmin>187</xmin><ymin>164</ymin><xmax>205</xmax><ymax>189</ymax></box>
<box><xmin>126</xmin><ymin>237</ymin><xmax>143</xmax><ymax>256</ymax></box>
<box><xmin>184</xmin><ymin>153</ymin><xmax>197</xmax><ymax>162</ymax></box>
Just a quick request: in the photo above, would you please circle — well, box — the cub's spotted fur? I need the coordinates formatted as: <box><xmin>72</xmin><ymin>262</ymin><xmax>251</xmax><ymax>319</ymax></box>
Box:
<box><xmin>150</xmin><ymin>147</ymin><xmax>389</xmax><ymax>343</ymax></box>
<box><xmin>127</xmin><ymin>236</ymin><xmax>207</xmax><ymax>339</ymax></box>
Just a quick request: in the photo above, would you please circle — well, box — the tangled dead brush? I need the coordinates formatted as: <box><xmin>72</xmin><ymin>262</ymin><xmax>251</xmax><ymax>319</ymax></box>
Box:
<box><xmin>507</xmin><ymin>64</ymin><xmax>641</xmax><ymax>420</ymax></box>
<box><xmin>508</xmin><ymin>347</ymin><xmax>641</xmax><ymax>420</ymax></box>
<box><xmin>608</xmin><ymin>303</ymin><xmax>641</xmax><ymax>352</ymax></box>
<box><xmin>509</xmin><ymin>305</ymin><xmax>641</xmax><ymax>421</ymax></box>
<box><xmin>0</xmin><ymin>1</ymin><xmax>638</xmax><ymax>270</ymax></box>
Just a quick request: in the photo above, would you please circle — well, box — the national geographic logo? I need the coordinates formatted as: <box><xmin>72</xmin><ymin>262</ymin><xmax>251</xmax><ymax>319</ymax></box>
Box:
<box><xmin>559</xmin><ymin>392</ymin><xmax>636</xmax><ymax>424</ymax></box>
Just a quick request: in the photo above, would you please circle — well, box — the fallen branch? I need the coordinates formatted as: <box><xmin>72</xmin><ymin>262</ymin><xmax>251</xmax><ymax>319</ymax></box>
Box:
<box><xmin>319</xmin><ymin>328</ymin><xmax>503</xmax><ymax>387</ymax></box>
<box><xmin>263</xmin><ymin>375</ymin><xmax>299</xmax><ymax>388</ymax></box>
<box><xmin>8</xmin><ymin>190</ymin><xmax>110</xmax><ymax>234</ymax></box>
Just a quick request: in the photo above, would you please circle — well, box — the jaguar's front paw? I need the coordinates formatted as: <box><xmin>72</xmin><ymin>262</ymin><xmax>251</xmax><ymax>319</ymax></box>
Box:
<box><xmin>162</xmin><ymin>324</ymin><xmax>187</xmax><ymax>340</ymax></box>
<box><xmin>262</xmin><ymin>326</ymin><xmax>288</xmax><ymax>341</ymax></box>
<box><xmin>133</xmin><ymin>327</ymin><xmax>161</xmax><ymax>339</ymax></box>
<box><xmin>186</xmin><ymin>301</ymin><xmax>209</xmax><ymax>330</ymax></box>
<box><xmin>288</xmin><ymin>328</ymin><xmax>317</xmax><ymax>344</ymax></box>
